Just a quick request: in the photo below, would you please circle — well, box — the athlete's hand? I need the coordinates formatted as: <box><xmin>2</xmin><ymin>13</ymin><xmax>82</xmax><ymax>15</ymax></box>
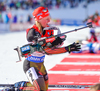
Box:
<box><xmin>65</xmin><ymin>42</ymin><xmax>81</xmax><ymax>53</ymax></box>
<box><xmin>51</xmin><ymin>37</ymin><xmax>63</xmax><ymax>47</ymax></box>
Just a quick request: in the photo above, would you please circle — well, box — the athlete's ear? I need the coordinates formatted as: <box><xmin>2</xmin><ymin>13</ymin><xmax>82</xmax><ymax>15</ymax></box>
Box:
<box><xmin>37</xmin><ymin>19</ymin><xmax>42</xmax><ymax>25</ymax></box>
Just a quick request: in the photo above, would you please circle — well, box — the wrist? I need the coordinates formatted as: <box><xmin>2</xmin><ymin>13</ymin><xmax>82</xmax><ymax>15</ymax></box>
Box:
<box><xmin>65</xmin><ymin>46</ymin><xmax>71</xmax><ymax>53</ymax></box>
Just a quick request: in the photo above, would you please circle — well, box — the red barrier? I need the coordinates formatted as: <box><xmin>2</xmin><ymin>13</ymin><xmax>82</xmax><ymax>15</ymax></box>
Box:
<box><xmin>48</xmin><ymin>74</ymin><xmax>100</xmax><ymax>85</ymax></box>
<box><xmin>49</xmin><ymin>64</ymin><xmax>100</xmax><ymax>71</ymax></box>
<box><xmin>61</xmin><ymin>57</ymin><xmax>100</xmax><ymax>62</ymax></box>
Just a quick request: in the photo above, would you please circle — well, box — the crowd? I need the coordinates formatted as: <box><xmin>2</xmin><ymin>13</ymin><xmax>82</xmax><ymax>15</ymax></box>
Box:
<box><xmin>0</xmin><ymin>0</ymin><xmax>97</xmax><ymax>12</ymax></box>
<box><xmin>83</xmin><ymin>11</ymin><xmax>100</xmax><ymax>27</ymax></box>
<box><xmin>0</xmin><ymin>0</ymin><xmax>99</xmax><ymax>24</ymax></box>
<box><xmin>0</xmin><ymin>11</ymin><xmax>34</xmax><ymax>24</ymax></box>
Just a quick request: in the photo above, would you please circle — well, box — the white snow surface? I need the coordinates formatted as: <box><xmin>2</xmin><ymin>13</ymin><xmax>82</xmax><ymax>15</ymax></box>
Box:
<box><xmin>0</xmin><ymin>25</ymin><xmax>100</xmax><ymax>84</ymax></box>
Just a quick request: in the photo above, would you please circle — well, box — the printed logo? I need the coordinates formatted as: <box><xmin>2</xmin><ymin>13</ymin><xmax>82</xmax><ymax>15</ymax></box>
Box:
<box><xmin>48</xmin><ymin>32</ymin><xmax>50</xmax><ymax>35</ymax></box>
<box><xmin>29</xmin><ymin>56</ymin><xmax>45</xmax><ymax>62</ymax></box>
<box><xmin>21</xmin><ymin>46</ymin><xmax>30</xmax><ymax>52</ymax></box>
<box><xmin>39</xmin><ymin>16</ymin><xmax>43</xmax><ymax>19</ymax></box>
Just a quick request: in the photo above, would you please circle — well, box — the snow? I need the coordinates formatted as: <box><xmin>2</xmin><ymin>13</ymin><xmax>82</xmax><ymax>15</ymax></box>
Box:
<box><xmin>0</xmin><ymin>25</ymin><xmax>99</xmax><ymax>84</ymax></box>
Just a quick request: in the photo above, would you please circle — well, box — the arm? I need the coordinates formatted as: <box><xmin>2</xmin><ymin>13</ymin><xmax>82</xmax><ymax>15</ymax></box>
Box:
<box><xmin>44</xmin><ymin>42</ymin><xmax>81</xmax><ymax>55</ymax></box>
<box><xmin>27</xmin><ymin>28</ymin><xmax>35</xmax><ymax>42</ymax></box>
<box><xmin>27</xmin><ymin>28</ymin><xmax>40</xmax><ymax>42</ymax></box>
<box><xmin>44</xmin><ymin>47</ymin><xmax>67</xmax><ymax>55</ymax></box>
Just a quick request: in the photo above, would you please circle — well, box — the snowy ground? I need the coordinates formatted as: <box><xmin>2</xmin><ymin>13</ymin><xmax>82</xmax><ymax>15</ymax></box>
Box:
<box><xmin>0</xmin><ymin>25</ymin><xmax>99</xmax><ymax>84</ymax></box>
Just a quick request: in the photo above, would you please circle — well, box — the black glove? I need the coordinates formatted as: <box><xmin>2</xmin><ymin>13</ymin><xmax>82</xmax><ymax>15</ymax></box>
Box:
<box><xmin>65</xmin><ymin>42</ymin><xmax>81</xmax><ymax>53</ymax></box>
<box><xmin>51</xmin><ymin>37</ymin><xmax>63</xmax><ymax>47</ymax></box>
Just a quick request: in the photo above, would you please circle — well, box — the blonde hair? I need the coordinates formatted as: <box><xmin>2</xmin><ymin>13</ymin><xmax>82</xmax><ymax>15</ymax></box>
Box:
<box><xmin>90</xmin><ymin>83</ymin><xmax>100</xmax><ymax>91</ymax></box>
<box><xmin>35</xmin><ymin>21</ymin><xmax>42</xmax><ymax>34</ymax></box>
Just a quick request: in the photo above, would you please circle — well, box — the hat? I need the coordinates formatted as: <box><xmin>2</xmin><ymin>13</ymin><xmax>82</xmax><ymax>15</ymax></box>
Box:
<box><xmin>32</xmin><ymin>6</ymin><xmax>50</xmax><ymax>21</ymax></box>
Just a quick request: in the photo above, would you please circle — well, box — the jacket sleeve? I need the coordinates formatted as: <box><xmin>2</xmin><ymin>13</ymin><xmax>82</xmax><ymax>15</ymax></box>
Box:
<box><xmin>27</xmin><ymin>28</ymin><xmax>36</xmax><ymax>42</ymax></box>
<box><xmin>44</xmin><ymin>47</ymin><xmax>67</xmax><ymax>55</ymax></box>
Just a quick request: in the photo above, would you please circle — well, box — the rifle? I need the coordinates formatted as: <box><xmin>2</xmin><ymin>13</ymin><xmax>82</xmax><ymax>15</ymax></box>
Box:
<box><xmin>14</xmin><ymin>22</ymin><xmax>92</xmax><ymax>62</ymax></box>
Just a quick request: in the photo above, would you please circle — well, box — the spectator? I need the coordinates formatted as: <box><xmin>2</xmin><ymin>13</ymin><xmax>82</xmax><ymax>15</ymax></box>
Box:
<box><xmin>56</xmin><ymin>0</ymin><xmax>61</xmax><ymax>8</ymax></box>
<box><xmin>2</xmin><ymin>12</ymin><xmax>9</xmax><ymax>23</ymax></box>
<box><xmin>27</xmin><ymin>15</ymin><xmax>32</xmax><ymax>23</ymax></box>
<box><xmin>19</xmin><ymin>15</ymin><xmax>23</xmax><ymax>23</ymax></box>
<box><xmin>0</xmin><ymin>2</ymin><xmax>6</xmax><ymax>11</ymax></box>
<box><xmin>9</xmin><ymin>0</ymin><xmax>15</xmax><ymax>9</ymax></box>
<box><xmin>15</xmin><ymin>0</ymin><xmax>21</xmax><ymax>9</ymax></box>
<box><xmin>13</xmin><ymin>15</ymin><xmax>17</xmax><ymax>23</ymax></box>
<box><xmin>0</xmin><ymin>11</ymin><xmax>2</xmax><ymax>23</ymax></box>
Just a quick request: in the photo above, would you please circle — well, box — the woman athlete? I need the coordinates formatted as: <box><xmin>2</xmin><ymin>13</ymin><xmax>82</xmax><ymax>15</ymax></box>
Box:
<box><xmin>23</xmin><ymin>6</ymin><xmax>81</xmax><ymax>91</ymax></box>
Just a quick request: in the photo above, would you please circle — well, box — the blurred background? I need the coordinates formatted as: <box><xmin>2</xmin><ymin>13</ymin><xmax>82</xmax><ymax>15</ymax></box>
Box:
<box><xmin>0</xmin><ymin>0</ymin><xmax>100</xmax><ymax>89</ymax></box>
<box><xmin>0</xmin><ymin>0</ymin><xmax>100</xmax><ymax>33</ymax></box>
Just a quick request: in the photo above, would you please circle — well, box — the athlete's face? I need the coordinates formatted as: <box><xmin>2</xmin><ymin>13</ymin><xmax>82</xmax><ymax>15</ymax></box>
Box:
<box><xmin>38</xmin><ymin>15</ymin><xmax>51</xmax><ymax>27</ymax></box>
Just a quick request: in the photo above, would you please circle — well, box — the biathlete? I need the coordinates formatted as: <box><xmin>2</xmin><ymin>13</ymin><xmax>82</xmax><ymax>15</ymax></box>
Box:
<box><xmin>23</xmin><ymin>6</ymin><xmax>81</xmax><ymax>91</ymax></box>
<box><xmin>73</xmin><ymin>28</ymin><xmax>100</xmax><ymax>54</ymax></box>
